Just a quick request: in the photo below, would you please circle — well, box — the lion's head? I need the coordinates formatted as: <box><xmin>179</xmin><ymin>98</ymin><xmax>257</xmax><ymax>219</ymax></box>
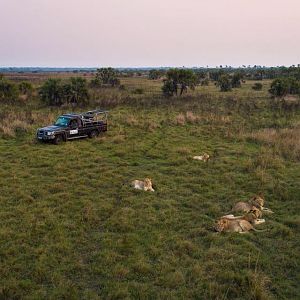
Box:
<box><xmin>250</xmin><ymin>194</ymin><xmax>265</xmax><ymax>209</ymax></box>
<box><xmin>214</xmin><ymin>218</ymin><xmax>229</xmax><ymax>232</ymax></box>
<box><xmin>203</xmin><ymin>153</ymin><xmax>210</xmax><ymax>161</ymax></box>
<box><xmin>144</xmin><ymin>178</ymin><xmax>153</xmax><ymax>188</ymax></box>
<box><xmin>250</xmin><ymin>207</ymin><xmax>262</xmax><ymax>219</ymax></box>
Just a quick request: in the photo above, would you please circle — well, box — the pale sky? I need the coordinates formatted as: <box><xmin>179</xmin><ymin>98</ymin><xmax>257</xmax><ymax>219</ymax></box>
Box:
<box><xmin>0</xmin><ymin>0</ymin><xmax>299</xmax><ymax>67</ymax></box>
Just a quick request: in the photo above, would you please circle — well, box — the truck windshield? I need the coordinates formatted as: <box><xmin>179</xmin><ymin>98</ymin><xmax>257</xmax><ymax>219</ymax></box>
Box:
<box><xmin>55</xmin><ymin>117</ymin><xmax>70</xmax><ymax>126</ymax></box>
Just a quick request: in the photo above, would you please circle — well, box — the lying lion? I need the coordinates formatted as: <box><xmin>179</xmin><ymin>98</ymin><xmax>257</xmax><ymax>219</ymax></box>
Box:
<box><xmin>221</xmin><ymin>209</ymin><xmax>265</xmax><ymax>226</ymax></box>
<box><xmin>232</xmin><ymin>194</ymin><xmax>273</xmax><ymax>214</ymax></box>
<box><xmin>214</xmin><ymin>217</ymin><xmax>264</xmax><ymax>233</ymax></box>
<box><xmin>193</xmin><ymin>153</ymin><xmax>210</xmax><ymax>162</ymax></box>
<box><xmin>131</xmin><ymin>178</ymin><xmax>155</xmax><ymax>192</ymax></box>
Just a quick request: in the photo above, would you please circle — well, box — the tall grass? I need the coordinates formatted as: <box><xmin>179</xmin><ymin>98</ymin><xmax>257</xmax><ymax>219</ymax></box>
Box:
<box><xmin>0</xmin><ymin>76</ymin><xmax>299</xmax><ymax>299</ymax></box>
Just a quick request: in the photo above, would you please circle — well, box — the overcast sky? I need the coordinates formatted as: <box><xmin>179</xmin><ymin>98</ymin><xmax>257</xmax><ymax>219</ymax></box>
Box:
<box><xmin>0</xmin><ymin>0</ymin><xmax>299</xmax><ymax>67</ymax></box>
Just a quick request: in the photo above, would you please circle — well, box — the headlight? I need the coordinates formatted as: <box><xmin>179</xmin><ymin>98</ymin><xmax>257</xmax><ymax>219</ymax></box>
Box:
<box><xmin>47</xmin><ymin>132</ymin><xmax>55</xmax><ymax>135</ymax></box>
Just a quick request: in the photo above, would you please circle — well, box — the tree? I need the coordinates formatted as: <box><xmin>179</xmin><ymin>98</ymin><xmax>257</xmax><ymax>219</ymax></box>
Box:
<box><xmin>231</xmin><ymin>72</ymin><xmax>242</xmax><ymax>88</ymax></box>
<box><xmin>62</xmin><ymin>77</ymin><xmax>89</xmax><ymax>105</ymax></box>
<box><xmin>40</xmin><ymin>77</ymin><xmax>89</xmax><ymax>106</ymax></box>
<box><xmin>269</xmin><ymin>78</ymin><xmax>299</xmax><ymax>97</ymax></box>
<box><xmin>217</xmin><ymin>74</ymin><xmax>232</xmax><ymax>92</ymax></box>
<box><xmin>92</xmin><ymin>67</ymin><xmax>120</xmax><ymax>87</ymax></box>
<box><xmin>39</xmin><ymin>78</ymin><xmax>63</xmax><ymax>106</ymax></box>
<box><xmin>0</xmin><ymin>77</ymin><xmax>19</xmax><ymax>103</ymax></box>
<box><xmin>209</xmin><ymin>69</ymin><xmax>225</xmax><ymax>81</ymax></box>
<box><xmin>19</xmin><ymin>81</ymin><xmax>33</xmax><ymax>95</ymax></box>
<box><xmin>288</xmin><ymin>77</ymin><xmax>300</xmax><ymax>94</ymax></box>
<box><xmin>148</xmin><ymin>69</ymin><xmax>164</xmax><ymax>80</ymax></box>
<box><xmin>162</xmin><ymin>69</ymin><xmax>197</xmax><ymax>97</ymax></box>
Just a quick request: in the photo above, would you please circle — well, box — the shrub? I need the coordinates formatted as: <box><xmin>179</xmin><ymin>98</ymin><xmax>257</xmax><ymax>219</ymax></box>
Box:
<box><xmin>148</xmin><ymin>69</ymin><xmax>164</xmax><ymax>80</ymax></box>
<box><xmin>217</xmin><ymin>74</ymin><xmax>232</xmax><ymax>92</ymax></box>
<box><xmin>39</xmin><ymin>78</ymin><xmax>63</xmax><ymax>106</ymax></box>
<box><xmin>18</xmin><ymin>81</ymin><xmax>33</xmax><ymax>95</ymax></box>
<box><xmin>39</xmin><ymin>77</ymin><xmax>89</xmax><ymax>106</ymax></box>
<box><xmin>252</xmin><ymin>83</ymin><xmax>263</xmax><ymax>91</ymax></box>
<box><xmin>269</xmin><ymin>77</ymin><xmax>300</xmax><ymax>97</ymax></box>
<box><xmin>231</xmin><ymin>72</ymin><xmax>242</xmax><ymax>88</ymax></box>
<box><xmin>133</xmin><ymin>88</ymin><xmax>144</xmax><ymax>95</ymax></box>
<box><xmin>162</xmin><ymin>69</ymin><xmax>197</xmax><ymax>97</ymax></box>
<box><xmin>119</xmin><ymin>84</ymin><xmax>126</xmax><ymax>91</ymax></box>
<box><xmin>62</xmin><ymin>77</ymin><xmax>89</xmax><ymax>105</ymax></box>
<box><xmin>92</xmin><ymin>67</ymin><xmax>120</xmax><ymax>87</ymax></box>
<box><xmin>0</xmin><ymin>78</ymin><xmax>19</xmax><ymax>103</ymax></box>
<box><xmin>201</xmin><ymin>78</ymin><xmax>209</xmax><ymax>86</ymax></box>
<box><xmin>288</xmin><ymin>77</ymin><xmax>300</xmax><ymax>94</ymax></box>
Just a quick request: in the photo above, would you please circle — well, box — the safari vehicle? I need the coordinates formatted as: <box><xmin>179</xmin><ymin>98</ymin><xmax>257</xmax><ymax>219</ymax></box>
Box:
<box><xmin>37</xmin><ymin>109</ymin><xmax>108</xmax><ymax>144</ymax></box>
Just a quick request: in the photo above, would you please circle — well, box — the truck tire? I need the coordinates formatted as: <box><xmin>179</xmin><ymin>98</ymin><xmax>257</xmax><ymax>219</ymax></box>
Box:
<box><xmin>53</xmin><ymin>135</ymin><xmax>63</xmax><ymax>145</ymax></box>
<box><xmin>89</xmin><ymin>130</ymin><xmax>98</xmax><ymax>138</ymax></box>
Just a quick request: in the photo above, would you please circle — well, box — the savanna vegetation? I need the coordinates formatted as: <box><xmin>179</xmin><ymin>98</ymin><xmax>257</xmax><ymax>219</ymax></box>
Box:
<box><xmin>0</xmin><ymin>67</ymin><xmax>300</xmax><ymax>299</ymax></box>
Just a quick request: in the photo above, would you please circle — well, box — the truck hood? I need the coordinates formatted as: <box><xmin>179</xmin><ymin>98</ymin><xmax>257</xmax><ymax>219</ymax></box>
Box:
<box><xmin>38</xmin><ymin>125</ymin><xmax>65</xmax><ymax>132</ymax></box>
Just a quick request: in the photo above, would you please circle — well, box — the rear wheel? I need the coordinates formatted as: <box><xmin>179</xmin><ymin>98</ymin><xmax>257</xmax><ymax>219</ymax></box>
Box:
<box><xmin>53</xmin><ymin>135</ymin><xmax>63</xmax><ymax>145</ymax></box>
<box><xmin>89</xmin><ymin>130</ymin><xmax>98</xmax><ymax>138</ymax></box>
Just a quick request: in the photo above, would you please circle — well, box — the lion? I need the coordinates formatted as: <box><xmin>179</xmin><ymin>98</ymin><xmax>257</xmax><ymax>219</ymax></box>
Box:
<box><xmin>214</xmin><ymin>217</ymin><xmax>264</xmax><ymax>233</ymax></box>
<box><xmin>231</xmin><ymin>194</ymin><xmax>273</xmax><ymax>214</ymax></box>
<box><xmin>131</xmin><ymin>178</ymin><xmax>155</xmax><ymax>192</ymax></box>
<box><xmin>193</xmin><ymin>153</ymin><xmax>210</xmax><ymax>162</ymax></box>
<box><xmin>221</xmin><ymin>209</ymin><xmax>265</xmax><ymax>226</ymax></box>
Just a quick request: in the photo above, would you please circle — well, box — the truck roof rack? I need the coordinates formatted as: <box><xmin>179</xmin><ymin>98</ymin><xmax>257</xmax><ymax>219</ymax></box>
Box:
<box><xmin>81</xmin><ymin>109</ymin><xmax>109</xmax><ymax>117</ymax></box>
<box><xmin>80</xmin><ymin>109</ymin><xmax>109</xmax><ymax>121</ymax></box>
<box><xmin>62</xmin><ymin>109</ymin><xmax>108</xmax><ymax>120</ymax></box>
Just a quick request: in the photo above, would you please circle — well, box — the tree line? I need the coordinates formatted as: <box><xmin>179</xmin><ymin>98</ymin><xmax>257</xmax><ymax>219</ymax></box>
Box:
<box><xmin>1</xmin><ymin>66</ymin><xmax>300</xmax><ymax>105</ymax></box>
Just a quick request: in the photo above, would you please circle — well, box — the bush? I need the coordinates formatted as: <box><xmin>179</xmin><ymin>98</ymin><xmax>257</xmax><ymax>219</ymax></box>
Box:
<box><xmin>269</xmin><ymin>77</ymin><xmax>300</xmax><ymax>97</ymax></box>
<box><xmin>133</xmin><ymin>88</ymin><xmax>144</xmax><ymax>95</ymax></box>
<box><xmin>231</xmin><ymin>73</ymin><xmax>242</xmax><ymax>88</ymax></box>
<box><xmin>162</xmin><ymin>79</ymin><xmax>176</xmax><ymax>97</ymax></box>
<box><xmin>162</xmin><ymin>69</ymin><xmax>197</xmax><ymax>97</ymax></box>
<box><xmin>18</xmin><ymin>81</ymin><xmax>33</xmax><ymax>95</ymax></box>
<box><xmin>118</xmin><ymin>84</ymin><xmax>126</xmax><ymax>91</ymax></box>
<box><xmin>39</xmin><ymin>77</ymin><xmax>89</xmax><ymax>106</ymax></box>
<box><xmin>92</xmin><ymin>68</ymin><xmax>120</xmax><ymax>87</ymax></box>
<box><xmin>252</xmin><ymin>83</ymin><xmax>263</xmax><ymax>91</ymax></box>
<box><xmin>217</xmin><ymin>74</ymin><xmax>232</xmax><ymax>92</ymax></box>
<box><xmin>0</xmin><ymin>77</ymin><xmax>19</xmax><ymax>103</ymax></box>
<box><xmin>63</xmin><ymin>77</ymin><xmax>89</xmax><ymax>105</ymax></box>
<box><xmin>148</xmin><ymin>69</ymin><xmax>164</xmax><ymax>80</ymax></box>
<box><xmin>201</xmin><ymin>78</ymin><xmax>209</xmax><ymax>86</ymax></box>
<box><xmin>39</xmin><ymin>78</ymin><xmax>63</xmax><ymax>106</ymax></box>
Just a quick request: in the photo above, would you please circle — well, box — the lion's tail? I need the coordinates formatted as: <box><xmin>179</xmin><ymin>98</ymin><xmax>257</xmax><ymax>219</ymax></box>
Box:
<box><xmin>252</xmin><ymin>228</ymin><xmax>268</xmax><ymax>232</ymax></box>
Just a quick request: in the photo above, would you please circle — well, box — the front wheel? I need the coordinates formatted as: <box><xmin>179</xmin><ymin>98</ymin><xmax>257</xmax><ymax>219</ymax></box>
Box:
<box><xmin>89</xmin><ymin>130</ymin><xmax>98</xmax><ymax>138</ymax></box>
<box><xmin>53</xmin><ymin>135</ymin><xmax>63</xmax><ymax>145</ymax></box>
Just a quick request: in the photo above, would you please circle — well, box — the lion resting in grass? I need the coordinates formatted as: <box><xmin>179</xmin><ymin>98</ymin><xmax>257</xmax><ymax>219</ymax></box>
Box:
<box><xmin>193</xmin><ymin>153</ymin><xmax>210</xmax><ymax>162</ymax></box>
<box><xmin>232</xmin><ymin>194</ymin><xmax>273</xmax><ymax>214</ymax></box>
<box><xmin>131</xmin><ymin>178</ymin><xmax>155</xmax><ymax>192</ymax></box>
<box><xmin>214</xmin><ymin>217</ymin><xmax>262</xmax><ymax>233</ymax></box>
<box><xmin>221</xmin><ymin>209</ymin><xmax>265</xmax><ymax>226</ymax></box>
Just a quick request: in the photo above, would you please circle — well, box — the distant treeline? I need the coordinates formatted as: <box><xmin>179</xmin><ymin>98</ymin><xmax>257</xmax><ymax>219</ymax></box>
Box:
<box><xmin>1</xmin><ymin>66</ymin><xmax>300</xmax><ymax>106</ymax></box>
<box><xmin>1</xmin><ymin>65</ymin><xmax>300</xmax><ymax>80</ymax></box>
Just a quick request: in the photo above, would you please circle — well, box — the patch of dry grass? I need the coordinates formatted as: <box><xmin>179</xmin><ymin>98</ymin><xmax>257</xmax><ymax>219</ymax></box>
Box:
<box><xmin>245</xmin><ymin>125</ymin><xmax>300</xmax><ymax>160</ymax></box>
<box><xmin>0</xmin><ymin>110</ymin><xmax>56</xmax><ymax>138</ymax></box>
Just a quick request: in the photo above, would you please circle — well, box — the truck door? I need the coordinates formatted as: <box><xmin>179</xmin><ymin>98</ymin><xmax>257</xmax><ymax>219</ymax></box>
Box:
<box><xmin>77</xmin><ymin>118</ymin><xmax>86</xmax><ymax>137</ymax></box>
<box><xmin>68</xmin><ymin>119</ymin><xmax>79</xmax><ymax>138</ymax></box>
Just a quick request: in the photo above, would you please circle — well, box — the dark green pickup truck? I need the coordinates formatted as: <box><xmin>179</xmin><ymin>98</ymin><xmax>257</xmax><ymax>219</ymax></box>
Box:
<box><xmin>36</xmin><ymin>109</ymin><xmax>108</xmax><ymax>144</ymax></box>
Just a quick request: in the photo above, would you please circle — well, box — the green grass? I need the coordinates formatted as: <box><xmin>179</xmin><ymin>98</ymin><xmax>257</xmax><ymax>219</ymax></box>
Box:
<box><xmin>0</xmin><ymin>78</ymin><xmax>300</xmax><ymax>299</ymax></box>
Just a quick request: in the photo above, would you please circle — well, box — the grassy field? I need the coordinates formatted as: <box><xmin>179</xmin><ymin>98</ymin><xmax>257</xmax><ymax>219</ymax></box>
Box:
<box><xmin>0</xmin><ymin>77</ymin><xmax>300</xmax><ymax>299</ymax></box>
